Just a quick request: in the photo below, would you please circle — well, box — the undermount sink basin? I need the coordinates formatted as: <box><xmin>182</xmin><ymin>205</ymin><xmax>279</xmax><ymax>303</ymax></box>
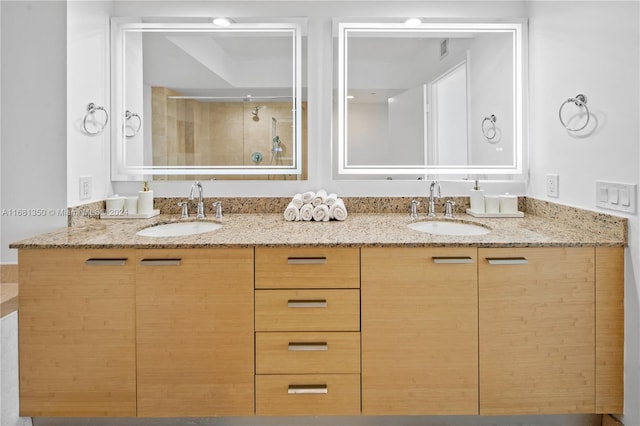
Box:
<box><xmin>408</xmin><ymin>220</ymin><xmax>490</xmax><ymax>236</ymax></box>
<box><xmin>137</xmin><ymin>221</ymin><xmax>222</xmax><ymax>237</ymax></box>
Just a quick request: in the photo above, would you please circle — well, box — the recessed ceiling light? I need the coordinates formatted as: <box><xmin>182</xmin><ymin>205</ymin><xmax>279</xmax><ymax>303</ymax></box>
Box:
<box><xmin>213</xmin><ymin>17</ymin><xmax>233</xmax><ymax>27</ymax></box>
<box><xmin>404</xmin><ymin>18</ymin><xmax>422</xmax><ymax>27</ymax></box>
<box><xmin>347</xmin><ymin>95</ymin><xmax>355</xmax><ymax>100</ymax></box>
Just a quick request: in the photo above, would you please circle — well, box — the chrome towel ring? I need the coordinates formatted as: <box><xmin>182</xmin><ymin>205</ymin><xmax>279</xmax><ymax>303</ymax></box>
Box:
<box><xmin>82</xmin><ymin>103</ymin><xmax>108</xmax><ymax>135</ymax></box>
<box><xmin>125</xmin><ymin>110</ymin><xmax>142</xmax><ymax>138</ymax></box>
<box><xmin>482</xmin><ymin>115</ymin><xmax>497</xmax><ymax>141</ymax></box>
<box><xmin>559</xmin><ymin>94</ymin><xmax>590</xmax><ymax>132</ymax></box>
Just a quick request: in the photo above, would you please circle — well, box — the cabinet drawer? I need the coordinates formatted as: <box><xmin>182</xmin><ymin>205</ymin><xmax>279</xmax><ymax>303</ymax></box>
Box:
<box><xmin>255</xmin><ymin>247</ymin><xmax>360</xmax><ymax>289</ymax></box>
<box><xmin>255</xmin><ymin>289</ymin><xmax>360</xmax><ymax>332</ymax></box>
<box><xmin>256</xmin><ymin>332</ymin><xmax>360</xmax><ymax>374</ymax></box>
<box><xmin>256</xmin><ymin>374</ymin><xmax>361</xmax><ymax>416</ymax></box>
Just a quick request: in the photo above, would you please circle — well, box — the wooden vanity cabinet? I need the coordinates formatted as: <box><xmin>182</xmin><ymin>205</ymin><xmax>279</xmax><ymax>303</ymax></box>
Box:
<box><xmin>18</xmin><ymin>249</ymin><xmax>137</xmax><ymax>417</ymax></box>
<box><xmin>478</xmin><ymin>247</ymin><xmax>596</xmax><ymax>415</ymax></box>
<box><xmin>17</xmin><ymin>243</ymin><xmax>623</xmax><ymax>419</ymax></box>
<box><xmin>361</xmin><ymin>247</ymin><xmax>479</xmax><ymax>415</ymax></box>
<box><xmin>135</xmin><ymin>248</ymin><xmax>254</xmax><ymax>417</ymax></box>
<box><xmin>254</xmin><ymin>247</ymin><xmax>361</xmax><ymax>416</ymax></box>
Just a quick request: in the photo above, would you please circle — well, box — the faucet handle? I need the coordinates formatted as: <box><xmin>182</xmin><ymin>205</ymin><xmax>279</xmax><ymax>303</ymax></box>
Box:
<box><xmin>445</xmin><ymin>200</ymin><xmax>456</xmax><ymax>218</ymax></box>
<box><xmin>410</xmin><ymin>200</ymin><xmax>420</xmax><ymax>219</ymax></box>
<box><xmin>213</xmin><ymin>201</ymin><xmax>223</xmax><ymax>220</ymax></box>
<box><xmin>177</xmin><ymin>201</ymin><xmax>189</xmax><ymax>219</ymax></box>
<box><xmin>195</xmin><ymin>201</ymin><xmax>205</xmax><ymax>219</ymax></box>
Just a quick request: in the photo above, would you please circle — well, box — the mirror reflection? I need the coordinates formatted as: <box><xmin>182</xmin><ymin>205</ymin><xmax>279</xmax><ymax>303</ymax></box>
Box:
<box><xmin>336</xmin><ymin>22</ymin><xmax>524</xmax><ymax>176</ymax></box>
<box><xmin>112</xmin><ymin>20</ymin><xmax>306</xmax><ymax>180</ymax></box>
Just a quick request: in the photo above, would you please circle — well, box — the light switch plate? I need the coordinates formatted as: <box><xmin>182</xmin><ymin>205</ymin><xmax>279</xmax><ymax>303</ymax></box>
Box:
<box><xmin>596</xmin><ymin>181</ymin><xmax>636</xmax><ymax>213</ymax></box>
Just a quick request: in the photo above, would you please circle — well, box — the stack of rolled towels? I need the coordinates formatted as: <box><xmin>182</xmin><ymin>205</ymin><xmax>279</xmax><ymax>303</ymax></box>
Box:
<box><xmin>284</xmin><ymin>189</ymin><xmax>348</xmax><ymax>222</ymax></box>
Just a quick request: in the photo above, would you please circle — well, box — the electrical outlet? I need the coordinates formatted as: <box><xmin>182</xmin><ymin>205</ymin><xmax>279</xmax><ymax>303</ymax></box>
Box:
<box><xmin>79</xmin><ymin>176</ymin><xmax>92</xmax><ymax>200</ymax></box>
<box><xmin>546</xmin><ymin>174</ymin><xmax>559</xmax><ymax>198</ymax></box>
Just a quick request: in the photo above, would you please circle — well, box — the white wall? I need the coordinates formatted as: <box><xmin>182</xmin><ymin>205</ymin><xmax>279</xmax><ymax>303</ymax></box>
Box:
<box><xmin>388</xmin><ymin>86</ymin><xmax>426</xmax><ymax>165</ymax></box>
<box><xmin>347</xmin><ymin>102</ymin><xmax>389</xmax><ymax>165</ymax></box>
<box><xmin>1</xmin><ymin>1</ymin><xmax>68</xmax><ymax>264</ymax></box>
<box><xmin>67</xmin><ymin>1</ymin><xmax>113</xmax><ymax>206</ymax></box>
<box><xmin>526</xmin><ymin>2</ymin><xmax>640</xmax><ymax>424</ymax></box>
<box><xmin>468</xmin><ymin>32</ymin><xmax>515</xmax><ymax>166</ymax></box>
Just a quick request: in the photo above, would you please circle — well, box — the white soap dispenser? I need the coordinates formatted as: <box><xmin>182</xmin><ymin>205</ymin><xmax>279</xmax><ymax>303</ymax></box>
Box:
<box><xmin>470</xmin><ymin>180</ymin><xmax>485</xmax><ymax>213</ymax></box>
<box><xmin>137</xmin><ymin>181</ymin><xmax>154</xmax><ymax>215</ymax></box>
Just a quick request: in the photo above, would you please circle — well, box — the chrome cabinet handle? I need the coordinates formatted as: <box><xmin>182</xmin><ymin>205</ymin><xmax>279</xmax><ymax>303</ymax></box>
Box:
<box><xmin>432</xmin><ymin>256</ymin><xmax>474</xmax><ymax>264</ymax></box>
<box><xmin>139</xmin><ymin>258</ymin><xmax>181</xmax><ymax>266</ymax></box>
<box><xmin>287</xmin><ymin>257</ymin><xmax>327</xmax><ymax>265</ymax></box>
<box><xmin>287</xmin><ymin>299</ymin><xmax>328</xmax><ymax>308</ymax></box>
<box><xmin>486</xmin><ymin>257</ymin><xmax>528</xmax><ymax>265</ymax></box>
<box><xmin>85</xmin><ymin>258</ymin><xmax>127</xmax><ymax>266</ymax></box>
<box><xmin>288</xmin><ymin>342</ymin><xmax>328</xmax><ymax>351</ymax></box>
<box><xmin>288</xmin><ymin>384</ymin><xmax>328</xmax><ymax>395</ymax></box>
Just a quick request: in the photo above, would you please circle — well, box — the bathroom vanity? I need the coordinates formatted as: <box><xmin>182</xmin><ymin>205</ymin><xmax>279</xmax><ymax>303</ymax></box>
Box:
<box><xmin>11</xmin><ymin>206</ymin><xmax>625</xmax><ymax>418</ymax></box>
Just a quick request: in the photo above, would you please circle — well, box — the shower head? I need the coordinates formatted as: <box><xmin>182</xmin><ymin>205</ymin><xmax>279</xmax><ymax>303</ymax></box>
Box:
<box><xmin>252</xmin><ymin>106</ymin><xmax>261</xmax><ymax>121</ymax></box>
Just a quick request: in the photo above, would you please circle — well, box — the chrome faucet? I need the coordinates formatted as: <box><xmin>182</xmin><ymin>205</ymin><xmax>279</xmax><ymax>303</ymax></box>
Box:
<box><xmin>427</xmin><ymin>180</ymin><xmax>441</xmax><ymax>217</ymax></box>
<box><xmin>189</xmin><ymin>181</ymin><xmax>205</xmax><ymax>219</ymax></box>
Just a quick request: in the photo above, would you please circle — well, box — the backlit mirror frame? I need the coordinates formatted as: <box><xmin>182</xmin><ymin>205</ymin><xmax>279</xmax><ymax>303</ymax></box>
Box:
<box><xmin>335</xmin><ymin>20</ymin><xmax>525</xmax><ymax>176</ymax></box>
<box><xmin>111</xmin><ymin>19</ymin><xmax>303</xmax><ymax>180</ymax></box>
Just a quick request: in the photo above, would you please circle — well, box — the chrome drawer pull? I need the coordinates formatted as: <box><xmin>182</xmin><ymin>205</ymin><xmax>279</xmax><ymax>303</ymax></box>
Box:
<box><xmin>288</xmin><ymin>342</ymin><xmax>328</xmax><ymax>351</ymax></box>
<box><xmin>139</xmin><ymin>258</ymin><xmax>181</xmax><ymax>266</ymax></box>
<box><xmin>287</xmin><ymin>299</ymin><xmax>328</xmax><ymax>308</ymax></box>
<box><xmin>486</xmin><ymin>257</ymin><xmax>528</xmax><ymax>265</ymax></box>
<box><xmin>288</xmin><ymin>384</ymin><xmax>328</xmax><ymax>395</ymax></box>
<box><xmin>85</xmin><ymin>258</ymin><xmax>127</xmax><ymax>266</ymax></box>
<box><xmin>432</xmin><ymin>256</ymin><xmax>474</xmax><ymax>264</ymax></box>
<box><xmin>287</xmin><ymin>257</ymin><xmax>327</xmax><ymax>265</ymax></box>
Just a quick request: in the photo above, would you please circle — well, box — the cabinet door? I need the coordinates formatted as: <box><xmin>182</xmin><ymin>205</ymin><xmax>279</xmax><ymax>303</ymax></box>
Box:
<box><xmin>136</xmin><ymin>248</ymin><xmax>254</xmax><ymax>417</ymax></box>
<box><xmin>479</xmin><ymin>247</ymin><xmax>595</xmax><ymax>415</ymax></box>
<box><xmin>18</xmin><ymin>249</ymin><xmax>136</xmax><ymax>417</ymax></box>
<box><xmin>361</xmin><ymin>247</ymin><xmax>478</xmax><ymax>415</ymax></box>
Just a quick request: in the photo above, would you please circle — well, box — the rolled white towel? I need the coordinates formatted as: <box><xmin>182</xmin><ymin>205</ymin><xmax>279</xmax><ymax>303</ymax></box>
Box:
<box><xmin>302</xmin><ymin>191</ymin><xmax>315</xmax><ymax>204</ymax></box>
<box><xmin>329</xmin><ymin>198</ymin><xmax>348</xmax><ymax>221</ymax></box>
<box><xmin>312</xmin><ymin>189</ymin><xmax>327</xmax><ymax>207</ymax></box>
<box><xmin>312</xmin><ymin>204</ymin><xmax>331</xmax><ymax>222</ymax></box>
<box><xmin>291</xmin><ymin>193</ymin><xmax>303</xmax><ymax>209</ymax></box>
<box><xmin>300</xmin><ymin>203</ymin><xmax>314</xmax><ymax>221</ymax></box>
<box><xmin>324</xmin><ymin>192</ymin><xmax>338</xmax><ymax>206</ymax></box>
<box><xmin>284</xmin><ymin>202</ymin><xmax>300</xmax><ymax>222</ymax></box>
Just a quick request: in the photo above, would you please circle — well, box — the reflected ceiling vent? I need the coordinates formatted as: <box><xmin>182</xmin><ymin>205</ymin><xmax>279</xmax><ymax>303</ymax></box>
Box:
<box><xmin>440</xmin><ymin>38</ymin><xmax>449</xmax><ymax>59</ymax></box>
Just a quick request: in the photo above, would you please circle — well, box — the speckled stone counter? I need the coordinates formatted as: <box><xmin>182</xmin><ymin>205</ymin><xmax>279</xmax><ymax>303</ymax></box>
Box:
<box><xmin>10</xmin><ymin>207</ymin><xmax>626</xmax><ymax>249</ymax></box>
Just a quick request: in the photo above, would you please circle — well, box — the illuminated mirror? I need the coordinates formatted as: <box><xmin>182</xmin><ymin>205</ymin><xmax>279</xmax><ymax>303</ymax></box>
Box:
<box><xmin>335</xmin><ymin>20</ymin><xmax>525</xmax><ymax>177</ymax></box>
<box><xmin>111</xmin><ymin>19</ymin><xmax>306</xmax><ymax>180</ymax></box>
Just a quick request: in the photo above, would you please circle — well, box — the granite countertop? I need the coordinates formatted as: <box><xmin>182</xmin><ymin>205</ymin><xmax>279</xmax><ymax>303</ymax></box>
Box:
<box><xmin>9</xmin><ymin>211</ymin><xmax>626</xmax><ymax>249</ymax></box>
